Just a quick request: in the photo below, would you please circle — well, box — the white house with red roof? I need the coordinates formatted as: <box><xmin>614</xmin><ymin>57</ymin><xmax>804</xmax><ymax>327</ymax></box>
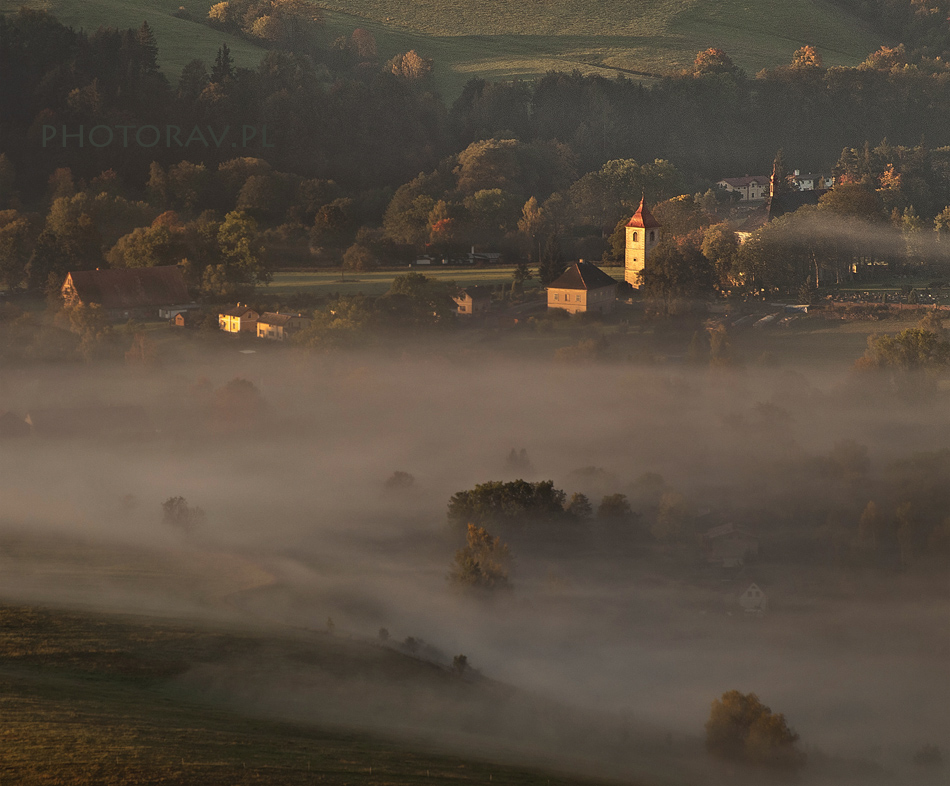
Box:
<box><xmin>624</xmin><ymin>197</ymin><xmax>662</xmax><ymax>287</ymax></box>
<box><xmin>716</xmin><ymin>175</ymin><xmax>770</xmax><ymax>202</ymax></box>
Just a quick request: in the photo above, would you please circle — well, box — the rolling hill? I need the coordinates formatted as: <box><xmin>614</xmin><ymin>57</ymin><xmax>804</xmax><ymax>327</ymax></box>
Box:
<box><xmin>0</xmin><ymin>0</ymin><xmax>886</xmax><ymax>97</ymax></box>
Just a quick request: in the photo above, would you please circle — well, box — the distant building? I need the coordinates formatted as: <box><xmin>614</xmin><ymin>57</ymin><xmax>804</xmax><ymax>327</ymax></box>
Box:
<box><xmin>219</xmin><ymin>305</ymin><xmax>259</xmax><ymax>334</ymax></box>
<box><xmin>702</xmin><ymin>522</ymin><xmax>759</xmax><ymax>568</ymax></box>
<box><xmin>468</xmin><ymin>247</ymin><xmax>503</xmax><ymax>264</ymax></box>
<box><xmin>454</xmin><ymin>286</ymin><xmax>492</xmax><ymax>316</ymax></box>
<box><xmin>173</xmin><ymin>311</ymin><xmax>199</xmax><ymax>328</ymax></box>
<box><xmin>738</xmin><ymin>582</ymin><xmax>768</xmax><ymax>615</ymax></box>
<box><xmin>159</xmin><ymin>303</ymin><xmax>200</xmax><ymax>320</ymax></box>
<box><xmin>256</xmin><ymin>312</ymin><xmax>309</xmax><ymax>340</ymax></box>
<box><xmin>717</xmin><ymin>176</ymin><xmax>771</xmax><ymax>202</ymax></box>
<box><xmin>624</xmin><ymin>197</ymin><xmax>662</xmax><ymax>287</ymax></box>
<box><xmin>547</xmin><ymin>261</ymin><xmax>618</xmax><ymax>314</ymax></box>
<box><xmin>61</xmin><ymin>266</ymin><xmax>190</xmax><ymax>320</ymax></box>
<box><xmin>791</xmin><ymin>170</ymin><xmax>833</xmax><ymax>191</ymax></box>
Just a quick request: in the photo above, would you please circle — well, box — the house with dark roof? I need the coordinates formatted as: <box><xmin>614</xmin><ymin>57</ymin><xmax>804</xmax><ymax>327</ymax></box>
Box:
<box><xmin>547</xmin><ymin>261</ymin><xmax>618</xmax><ymax>314</ymax></box>
<box><xmin>717</xmin><ymin>176</ymin><xmax>771</xmax><ymax>202</ymax></box>
<box><xmin>256</xmin><ymin>312</ymin><xmax>309</xmax><ymax>340</ymax></box>
<box><xmin>219</xmin><ymin>304</ymin><xmax>259</xmax><ymax>334</ymax></box>
<box><xmin>61</xmin><ymin>266</ymin><xmax>190</xmax><ymax>320</ymax></box>
<box><xmin>453</xmin><ymin>286</ymin><xmax>492</xmax><ymax>316</ymax></box>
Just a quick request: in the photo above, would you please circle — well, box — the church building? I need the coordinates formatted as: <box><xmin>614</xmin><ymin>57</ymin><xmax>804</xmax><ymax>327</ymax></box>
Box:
<box><xmin>624</xmin><ymin>197</ymin><xmax>662</xmax><ymax>287</ymax></box>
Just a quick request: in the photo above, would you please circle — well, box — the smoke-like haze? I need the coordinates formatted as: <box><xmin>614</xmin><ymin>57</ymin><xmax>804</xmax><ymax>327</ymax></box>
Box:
<box><xmin>0</xmin><ymin>346</ymin><xmax>947</xmax><ymax>785</ymax></box>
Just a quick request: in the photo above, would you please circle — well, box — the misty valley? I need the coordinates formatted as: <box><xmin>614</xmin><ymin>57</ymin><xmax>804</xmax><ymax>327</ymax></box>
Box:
<box><xmin>0</xmin><ymin>341</ymin><xmax>947</xmax><ymax>786</ymax></box>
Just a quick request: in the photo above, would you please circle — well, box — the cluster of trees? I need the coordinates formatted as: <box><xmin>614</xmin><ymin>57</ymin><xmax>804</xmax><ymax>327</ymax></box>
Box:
<box><xmin>207</xmin><ymin>0</ymin><xmax>324</xmax><ymax>52</ymax></box>
<box><xmin>292</xmin><ymin>272</ymin><xmax>458</xmax><ymax>349</ymax></box>
<box><xmin>11</xmin><ymin>8</ymin><xmax>950</xmax><ymax>313</ymax></box>
<box><xmin>446</xmin><ymin>476</ymin><xmax>696</xmax><ymax>547</ymax></box>
<box><xmin>705</xmin><ymin>691</ymin><xmax>804</xmax><ymax>770</ymax></box>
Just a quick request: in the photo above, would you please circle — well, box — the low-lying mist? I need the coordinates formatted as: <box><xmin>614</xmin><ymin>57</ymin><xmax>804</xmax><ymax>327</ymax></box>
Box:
<box><xmin>0</xmin><ymin>347</ymin><xmax>947</xmax><ymax>785</ymax></box>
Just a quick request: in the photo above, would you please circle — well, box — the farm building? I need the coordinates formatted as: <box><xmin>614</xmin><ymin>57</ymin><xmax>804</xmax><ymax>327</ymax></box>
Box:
<box><xmin>454</xmin><ymin>286</ymin><xmax>492</xmax><ymax>316</ymax></box>
<box><xmin>219</xmin><ymin>305</ymin><xmax>259</xmax><ymax>334</ymax></box>
<box><xmin>716</xmin><ymin>176</ymin><xmax>770</xmax><ymax>202</ymax></box>
<box><xmin>61</xmin><ymin>266</ymin><xmax>190</xmax><ymax>320</ymax></box>
<box><xmin>256</xmin><ymin>312</ymin><xmax>309</xmax><ymax>340</ymax></box>
<box><xmin>173</xmin><ymin>311</ymin><xmax>199</xmax><ymax>328</ymax></box>
<box><xmin>547</xmin><ymin>261</ymin><xmax>618</xmax><ymax>314</ymax></box>
<box><xmin>738</xmin><ymin>583</ymin><xmax>768</xmax><ymax>615</ymax></box>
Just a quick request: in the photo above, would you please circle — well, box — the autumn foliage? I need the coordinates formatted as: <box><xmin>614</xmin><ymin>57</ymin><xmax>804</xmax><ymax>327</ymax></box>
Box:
<box><xmin>705</xmin><ymin>690</ymin><xmax>805</xmax><ymax>769</ymax></box>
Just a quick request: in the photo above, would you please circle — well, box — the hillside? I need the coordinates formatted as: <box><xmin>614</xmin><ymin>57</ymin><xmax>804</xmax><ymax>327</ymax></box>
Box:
<box><xmin>0</xmin><ymin>0</ymin><xmax>885</xmax><ymax>97</ymax></box>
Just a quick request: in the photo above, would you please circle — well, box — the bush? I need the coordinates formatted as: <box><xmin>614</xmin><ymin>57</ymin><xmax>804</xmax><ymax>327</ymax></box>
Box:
<box><xmin>448</xmin><ymin>524</ymin><xmax>511</xmax><ymax>590</ymax></box>
<box><xmin>705</xmin><ymin>690</ymin><xmax>805</xmax><ymax>770</ymax></box>
<box><xmin>161</xmin><ymin>496</ymin><xmax>205</xmax><ymax>533</ymax></box>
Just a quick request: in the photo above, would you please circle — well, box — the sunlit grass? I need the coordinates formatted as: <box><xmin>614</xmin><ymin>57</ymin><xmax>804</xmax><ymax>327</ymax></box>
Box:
<box><xmin>1</xmin><ymin>0</ymin><xmax>883</xmax><ymax>98</ymax></box>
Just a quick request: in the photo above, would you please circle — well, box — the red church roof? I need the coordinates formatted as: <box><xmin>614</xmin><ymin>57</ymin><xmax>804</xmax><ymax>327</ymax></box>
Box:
<box><xmin>625</xmin><ymin>197</ymin><xmax>661</xmax><ymax>229</ymax></box>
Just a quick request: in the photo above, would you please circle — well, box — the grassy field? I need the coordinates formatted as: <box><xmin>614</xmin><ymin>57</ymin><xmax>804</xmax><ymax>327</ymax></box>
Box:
<box><xmin>0</xmin><ymin>0</ymin><xmax>268</xmax><ymax>76</ymax></box>
<box><xmin>0</xmin><ymin>601</ymin><xmax>618</xmax><ymax>786</ymax></box>
<box><xmin>262</xmin><ymin>265</ymin><xmax>612</xmax><ymax>297</ymax></box>
<box><xmin>1</xmin><ymin>0</ymin><xmax>884</xmax><ymax>98</ymax></box>
<box><xmin>322</xmin><ymin>0</ymin><xmax>883</xmax><ymax>92</ymax></box>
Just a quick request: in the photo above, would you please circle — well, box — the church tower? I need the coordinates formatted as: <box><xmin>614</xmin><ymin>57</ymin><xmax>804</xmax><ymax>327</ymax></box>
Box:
<box><xmin>624</xmin><ymin>197</ymin><xmax>662</xmax><ymax>287</ymax></box>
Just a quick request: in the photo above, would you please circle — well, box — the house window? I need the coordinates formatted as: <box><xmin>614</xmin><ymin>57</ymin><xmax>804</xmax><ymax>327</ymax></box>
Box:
<box><xmin>649</xmin><ymin>231</ymin><xmax>655</xmax><ymax>242</ymax></box>
<box><xmin>554</xmin><ymin>294</ymin><xmax>559</xmax><ymax>301</ymax></box>
<box><xmin>575</xmin><ymin>295</ymin><xmax>581</xmax><ymax>302</ymax></box>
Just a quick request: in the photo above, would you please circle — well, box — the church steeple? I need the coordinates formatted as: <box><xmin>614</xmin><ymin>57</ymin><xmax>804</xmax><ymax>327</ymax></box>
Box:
<box><xmin>624</xmin><ymin>196</ymin><xmax>662</xmax><ymax>287</ymax></box>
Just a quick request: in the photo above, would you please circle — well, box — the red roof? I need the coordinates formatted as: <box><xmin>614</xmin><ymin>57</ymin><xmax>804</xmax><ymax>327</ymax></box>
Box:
<box><xmin>718</xmin><ymin>176</ymin><xmax>769</xmax><ymax>187</ymax></box>
<box><xmin>625</xmin><ymin>197</ymin><xmax>661</xmax><ymax>229</ymax></box>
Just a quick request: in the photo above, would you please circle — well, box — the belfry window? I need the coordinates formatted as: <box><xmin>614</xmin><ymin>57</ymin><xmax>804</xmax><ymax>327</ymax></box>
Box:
<box><xmin>631</xmin><ymin>231</ymin><xmax>638</xmax><ymax>242</ymax></box>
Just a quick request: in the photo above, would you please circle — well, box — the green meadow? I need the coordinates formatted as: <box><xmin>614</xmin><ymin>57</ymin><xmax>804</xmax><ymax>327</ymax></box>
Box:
<box><xmin>1</xmin><ymin>0</ymin><xmax>885</xmax><ymax>98</ymax></box>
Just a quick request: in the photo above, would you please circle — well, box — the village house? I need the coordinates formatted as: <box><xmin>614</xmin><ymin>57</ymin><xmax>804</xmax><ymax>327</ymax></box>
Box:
<box><xmin>173</xmin><ymin>311</ymin><xmax>199</xmax><ymax>328</ymax></box>
<box><xmin>61</xmin><ymin>265</ymin><xmax>190</xmax><ymax>321</ymax></box>
<box><xmin>791</xmin><ymin>170</ymin><xmax>834</xmax><ymax>191</ymax></box>
<box><xmin>547</xmin><ymin>260</ymin><xmax>618</xmax><ymax>314</ymax></box>
<box><xmin>716</xmin><ymin>176</ymin><xmax>771</xmax><ymax>202</ymax></box>
<box><xmin>624</xmin><ymin>197</ymin><xmax>662</xmax><ymax>286</ymax></box>
<box><xmin>702</xmin><ymin>522</ymin><xmax>759</xmax><ymax>568</ymax></box>
<box><xmin>256</xmin><ymin>312</ymin><xmax>309</xmax><ymax>340</ymax></box>
<box><xmin>738</xmin><ymin>582</ymin><xmax>768</xmax><ymax>615</ymax></box>
<box><xmin>453</xmin><ymin>286</ymin><xmax>492</xmax><ymax>316</ymax></box>
<box><xmin>218</xmin><ymin>304</ymin><xmax>259</xmax><ymax>334</ymax></box>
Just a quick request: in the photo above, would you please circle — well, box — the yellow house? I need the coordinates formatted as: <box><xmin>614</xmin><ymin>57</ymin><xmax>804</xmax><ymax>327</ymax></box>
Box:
<box><xmin>219</xmin><ymin>304</ymin><xmax>259</xmax><ymax>334</ymax></box>
<box><xmin>256</xmin><ymin>312</ymin><xmax>309</xmax><ymax>340</ymax></box>
<box><xmin>547</xmin><ymin>261</ymin><xmax>618</xmax><ymax>314</ymax></box>
<box><xmin>453</xmin><ymin>286</ymin><xmax>492</xmax><ymax>316</ymax></box>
